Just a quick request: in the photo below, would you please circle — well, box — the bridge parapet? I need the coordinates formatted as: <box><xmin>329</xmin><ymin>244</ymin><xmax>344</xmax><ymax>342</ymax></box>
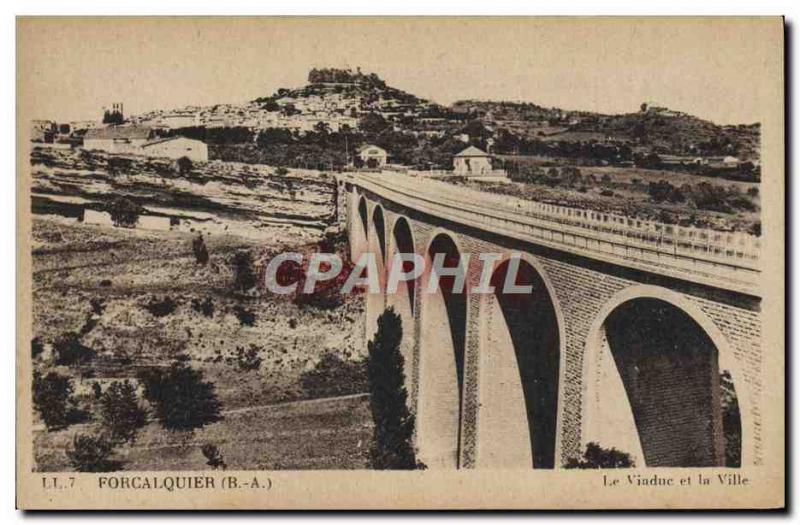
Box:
<box><xmin>342</xmin><ymin>172</ymin><xmax>761</xmax><ymax>296</ymax></box>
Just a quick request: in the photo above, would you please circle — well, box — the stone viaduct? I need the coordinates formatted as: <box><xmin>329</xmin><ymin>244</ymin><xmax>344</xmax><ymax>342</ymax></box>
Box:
<box><xmin>336</xmin><ymin>172</ymin><xmax>762</xmax><ymax>470</ymax></box>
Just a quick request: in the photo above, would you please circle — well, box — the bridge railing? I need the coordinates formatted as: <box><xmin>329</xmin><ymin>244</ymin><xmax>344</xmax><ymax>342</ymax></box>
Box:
<box><xmin>361</xmin><ymin>172</ymin><xmax>760</xmax><ymax>265</ymax></box>
<box><xmin>345</xmin><ymin>172</ymin><xmax>761</xmax><ymax>293</ymax></box>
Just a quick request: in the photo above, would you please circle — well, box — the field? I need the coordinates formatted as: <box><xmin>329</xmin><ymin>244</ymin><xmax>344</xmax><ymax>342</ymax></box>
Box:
<box><xmin>29</xmin><ymin>148</ymin><xmax>372</xmax><ymax>472</ymax></box>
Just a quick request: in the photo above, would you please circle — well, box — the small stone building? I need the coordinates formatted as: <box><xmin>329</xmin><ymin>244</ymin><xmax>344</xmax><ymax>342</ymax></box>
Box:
<box><xmin>83</xmin><ymin>125</ymin><xmax>155</xmax><ymax>154</ymax></box>
<box><xmin>453</xmin><ymin>146</ymin><xmax>493</xmax><ymax>176</ymax></box>
<box><xmin>140</xmin><ymin>136</ymin><xmax>209</xmax><ymax>162</ymax></box>
<box><xmin>358</xmin><ymin>145</ymin><xmax>388</xmax><ymax>168</ymax></box>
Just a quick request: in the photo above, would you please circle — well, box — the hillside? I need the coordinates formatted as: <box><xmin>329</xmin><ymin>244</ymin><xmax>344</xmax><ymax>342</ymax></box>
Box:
<box><xmin>122</xmin><ymin>67</ymin><xmax>760</xmax><ymax>179</ymax></box>
<box><xmin>455</xmin><ymin>100</ymin><xmax>760</xmax><ymax>161</ymax></box>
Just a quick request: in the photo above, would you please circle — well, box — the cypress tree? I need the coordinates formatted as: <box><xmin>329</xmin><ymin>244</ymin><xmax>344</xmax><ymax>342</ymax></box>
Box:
<box><xmin>367</xmin><ymin>308</ymin><xmax>419</xmax><ymax>469</ymax></box>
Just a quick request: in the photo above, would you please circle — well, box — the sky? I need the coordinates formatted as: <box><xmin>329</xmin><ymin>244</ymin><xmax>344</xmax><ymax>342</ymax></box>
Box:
<box><xmin>18</xmin><ymin>17</ymin><xmax>782</xmax><ymax>125</ymax></box>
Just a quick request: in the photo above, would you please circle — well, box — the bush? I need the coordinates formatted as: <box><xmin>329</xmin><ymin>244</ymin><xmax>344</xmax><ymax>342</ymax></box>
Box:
<box><xmin>647</xmin><ymin>180</ymin><xmax>684</xmax><ymax>203</ymax></box>
<box><xmin>53</xmin><ymin>332</ymin><xmax>95</xmax><ymax>366</ymax></box>
<box><xmin>689</xmin><ymin>182</ymin><xmax>732</xmax><ymax>213</ymax></box>
<box><xmin>720</xmin><ymin>371</ymin><xmax>742</xmax><ymax>467</ymax></box>
<box><xmin>231</xmin><ymin>250</ymin><xmax>257</xmax><ymax>293</ymax></box>
<box><xmin>176</xmin><ymin>156</ymin><xmax>193</xmax><ymax>175</ymax></box>
<box><xmin>138</xmin><ymin>363</ymin><xmax>221</xmax><ymax>431</ymax></box>
<box><xmin>145</xmin><ymin>296</ymin><xmax>178</xmax><ymax>317</ymax></box>
<box><xmin>201</xmin><ymin>444</ymin><xmax>227</xmax><ymax>470</ymax></box>
<box><xmin>564</xmin><ymin>442</ymin><xmax>634</xmax><ymax>469</ymax></box>
<box><xmin>32</xmin><ymin>371</ymin><xmax>74</xmax><ymax>430</ymax></box>
<box><xmin>299</xmin><ymin>353</ymin><xmax>369</xmax><ymax>398</ymax></box>
<box><xmin>367</xmin><ymin>308</ymin><xmax>420</xmax><ymax>469</ymax></box>
<box><xmin>233</xmin><ymin>305</ymin><xmax>256</xmax><ymax>326</ymax></box>
<box><xmin>107</xmin><ymin>197</ymin><xmax>143</xmax><ymax>228</ymax></box>
<box><xmin>31</xmin><ymin>337</ymin><xmax>44</xmax><ymax>359</ymax></box>
<box><xmin>192</xmin><ymin>234</ymin><xmax>209</xmax><ymax>265</ymax></box>
<box><xmin>191</xmin><ymin>296</ymin><xmax>214</xmax><ymax>317</ymax></box>
<box><xmin>728</xmin><ymin>195</ymin><xmax>756</xmax><ymax>212</ymax></box>
<box><xmin>66</xmin><ymin>434</ymin><xmax>120</xmax><ymax>472</ymax></box>
<box><xmin>100</xmin><ymin>380</ymin><xmax>148</xmax><ymax>443</ymax></box>
<box><xmin>227</xmin><ymin>345</ymin><xmax>263</xmax><ymax>372</ymax></box>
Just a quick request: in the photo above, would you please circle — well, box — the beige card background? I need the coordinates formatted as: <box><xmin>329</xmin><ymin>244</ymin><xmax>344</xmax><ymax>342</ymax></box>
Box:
<box><xmin>16</xmin><ymin>16</ymin><xmax>785</xmax><ymax>510</ymax></box>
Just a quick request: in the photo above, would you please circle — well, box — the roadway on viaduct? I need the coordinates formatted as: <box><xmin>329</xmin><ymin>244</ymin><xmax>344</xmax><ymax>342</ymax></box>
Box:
<box><xmin>336</xmin><ymin>172</ymin><xmax>762</xmax><ymax>470</ymax></box>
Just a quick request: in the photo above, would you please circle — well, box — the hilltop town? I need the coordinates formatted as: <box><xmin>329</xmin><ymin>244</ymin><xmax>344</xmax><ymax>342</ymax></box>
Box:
<box><xmin>31</xmin><ymin>67</ymin><xmax>762</xmax><ymax>234</ymax></box>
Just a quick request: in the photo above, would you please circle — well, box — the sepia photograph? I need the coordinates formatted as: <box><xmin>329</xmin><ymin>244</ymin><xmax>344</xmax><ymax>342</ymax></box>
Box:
<box><xmin>15</xmin><ymin>16</ymin><xmax>785</xmax><ymax>510</ymax></box>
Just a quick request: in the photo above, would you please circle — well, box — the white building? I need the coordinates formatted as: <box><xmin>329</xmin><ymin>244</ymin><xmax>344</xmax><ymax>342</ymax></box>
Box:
<box><xmin>83</xmin><ymin>126</ymin><xmax>155</xmax><ymax>154</ymax></box>
<box><xmin>83</xmin><ymin>126</ymin><xmax>208</xmax><ymax>162</ymax></box>
<box><xmin>358</xmin><ymin>145</ymin><xmax>388</xmax><ymax>168</ymax></box>
<box><xmin>140</xmin><ymin>136</ymin><xmax>209</xmax><ymax>162</ymax></box>
<box><xmin>453</xmin><ymin>145</ymin><xmax>493</xmax><ymax>176</ymax></box>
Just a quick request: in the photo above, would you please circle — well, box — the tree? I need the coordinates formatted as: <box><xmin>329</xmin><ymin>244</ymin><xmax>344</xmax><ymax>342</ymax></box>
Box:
<box><xmin>100</xmin><ymin>380</ymin><xmax>148</xmax><ymax>443</ymax></box>
<box><xmin>53</xmin><ymin>332</ymin><xmax>95</xmax><ymax>366</ymax></box>
<box><xmin>192</xmin><ymin>233</ymin><xmax>209</xmax><ymax>265</ymax></box>
<box><xmin>201</xmin><ymin>444</ymin><xmax>227</xmax><ymax>470</ymax></box>
<box><xmin>102</xmin><ymin>109</ymin><xmax>124</xmax><ymax>125</ymax></box>
<box><xmin>367</xmin><ymin>308</ymin><xmax>419</xmax><ymax>469</ymax></box>
<box><xmin>564</xmin><ymin>442</ymin><xmax>634</xmax><ymax>469</ymax></box>
<box><xmin>176</xmin><ymin>156</ymin><xmax>193</xmax><ymax>175</ymax></box>
<box><xmin>231</xmin><ymin>250</ymin><xmax>257</xmax><ymax>293</ymax></box>
<box><xmin>107</xmin><ymin>197</ymin><xmax>143</xmax><ymax>228</ymax></box>
<box><xmin>720</xmin><ymin>371</ymin><xmax>742</xmax><ymax>467</ymax></box>
<box><xmin>32</xmin><ymin>371</ymin><xmax>74</xmax><ymax>430</ymax></box>
<box><xmin>66</xmin><ymin>434</ymin><xmax>119</xmax><ymax>472</ymax></box>
<box><xmin>138</xmin><ymin>363</ymin><xmax>221</xmax><ymax>431</ymax></box>
<box><xmin>358</xmin><ymin>112</ymin><xmax>388</xmax><ymax>135</ymax></box>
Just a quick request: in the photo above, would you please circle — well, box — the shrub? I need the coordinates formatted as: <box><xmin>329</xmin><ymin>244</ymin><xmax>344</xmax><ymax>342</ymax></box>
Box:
<box><xmin>32</xmin><ymin>371</ymin><xmax>74</xmax><ymax>430</ymax></box>
<box><xmin>367</xmin><ymin>308</ymin><xmax>420</xmax><ymax>469</ymax></box>
<box><xmin>747</xmin><ymin>186</ymin><xmax>759</xmax><ymax>197</ymax></box>
<box><xmin>299</xmin><ymin>353</ymin><xmax>369</xmax><ymax>398</ymax></box>
<box><xmin>647</xmin><ymin>180</ymin><xmax>683</xmax><ymax>203</ymax></box>
<box><xmin>145</xmin><ymin>296</ymin><xmax>177</xmax><ymax>317</ymax></box>
<box><xmin>53</xmin><ymin>332</ymin><xmax>95</xmax><ymax>366</ymax></box>
<box><xmin>191</xmin><ymin>296</ymin><xmax>214</xmax><ymax>317</ymax></box>
<box><xmin>107</xmin><ymin>156</ymin><xmax>133</xmax><ymax>176</ymax></box>
<box><xmin>192</xmin><ymin>233</ymin><xmax>209</xmax><ymax>265</ymax></box>
<box><xmin>138</xmin><ymin>363</ymin><xmax>221</xmax><ymax>431</ymax></box>
<box><xmin>201</xmin><ymin>444</ymin><xmax>227</xmax><ymax>470</ymax></box>
<box><xmin>689</xmin><ymin>182</ymin><xmax>732</xmax><ymax>213</ymax></box>
<box><xmin>100</xmin><ymin>380</ymin><xmax>148</xmax><ymax>443</ymax></box>
<box><xmin>720</xmin><ymin>371</ymin><xmax>742</xmax><ymax>467</ymax></box>
<box><xmin>233</xmin><ymin>305</ymin><xmax>256</xmax><ymax>326</ymax></box>
<box><xmin>228</xmin><ymin>345</ymin><xmax>263</xmax><ymax>372</ymax></box>
<box><xmin>728</xmin><ymin>195</ymin><xmax>756</xmax><ymax>212</ymax></box>
<box><xmin>564</xmin><ymin>442</ymin><xmax>634</xmax><ymax>469</ymax></box>
<box><xmin>31</xmin><ymin>337</ymin><xmax>44</xmax><ymax>359</ymax></box>
<box><xmin>107</xmin><ymin>197</ymin><xmax>143</xmax><ymax>228</ymax></box>
<box><xmin>176</xmin><ymin>156</ymin><xmax>193</xmax><ymax>175</ymax></box>
<box><xmin>599</xmin><ymin>189</ymin><xmax>614</xmax><ymax>197</ymax></box>
<box><xmin>231</xmin><ymin>250</ymin><xmax>257</xmax><ymax>293</ymax></box>
<box><xmin>66</xmin><ymin>434</ymin><xmax>120</xmax><ymax>472</ymax></box>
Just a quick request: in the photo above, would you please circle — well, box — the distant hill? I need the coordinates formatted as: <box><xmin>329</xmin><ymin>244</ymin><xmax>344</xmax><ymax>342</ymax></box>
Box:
<box><xmin>131</xmin><ymin>67</ymin><xmax>760</xmax><ymax>163</ymax></box>
<box><xmin>451</xmin><ymin>100</ymin><xmax>760</xmax><ymax>161</ymax></box>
